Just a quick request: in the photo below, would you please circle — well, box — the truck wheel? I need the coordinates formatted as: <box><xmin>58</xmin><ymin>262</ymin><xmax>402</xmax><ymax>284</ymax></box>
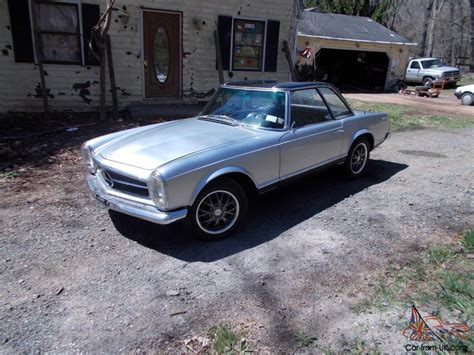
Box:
<box><xmin>423</xmin><ymin>77</ymin><xmax>433</xmax><ymax>88</ymax></box>
<box><xmin>461</xmin><ymin>93</ymin><xmax>473</xmax><ymax>106</ymax></box>
<box><xmin>187</xmin><ymin>178</ymin><xmax>248</xmax><ymax>240</ymax></box>
<box><xmin>344</xmin><ymin>138</ymin><xmax>370</xmax><ymax>179</ymax></box>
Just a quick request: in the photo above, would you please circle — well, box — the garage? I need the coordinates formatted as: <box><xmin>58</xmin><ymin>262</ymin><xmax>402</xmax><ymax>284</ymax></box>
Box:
<box><xmin>296</xmin><ymin>9</ymin><xmax>416</xmax><ymax>92</ymax></box>
<box><xmin>314</xmin><ymin>48</ymin><xmax>389</xmax><ymax>92</ymax></box>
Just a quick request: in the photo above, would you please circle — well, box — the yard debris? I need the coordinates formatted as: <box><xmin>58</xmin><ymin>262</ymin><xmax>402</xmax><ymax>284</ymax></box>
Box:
<box><xmin>166</xmin><ymin>290</ymin><xmax>180</xmax><ymax>297</ymax></box>
<box><xmin>53</xmin><ymin>287</ymin><xmax>64</xmax><ymax>295</ymax></box>
<box><xmin>170</xmin><ymin>310</ymin><xmax>187</xmax><ymax>317</ymax></box>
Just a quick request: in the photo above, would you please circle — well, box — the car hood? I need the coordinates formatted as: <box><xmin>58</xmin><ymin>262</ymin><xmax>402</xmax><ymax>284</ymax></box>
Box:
<box><xmin>98</xmin><ymin>118</ymin><xmax>259</xmax><ymax>170</ymax></box>
<box><xmin>423</xmin><ymin>66</ymin><xmax>459</xmax><ymax>74</ymax></box>
<box><xmin>456</xmin><ymin>84</ymin><xmax>474</xmax><ymax>93</ymax></box>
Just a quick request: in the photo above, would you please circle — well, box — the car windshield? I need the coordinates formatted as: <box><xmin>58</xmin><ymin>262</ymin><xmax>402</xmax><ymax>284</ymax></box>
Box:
<box><xmin>421</xmin><ymin>59</ymin><xmax>444</xmax><ymax>69</ymax></box>
<box><xmin>200</xmin><ymin>88</ymin><xmax>286</xmax><ymax>129</ymax></box>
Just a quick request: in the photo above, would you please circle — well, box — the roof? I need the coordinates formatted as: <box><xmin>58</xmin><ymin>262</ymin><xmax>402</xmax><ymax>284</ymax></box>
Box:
<box><xmin>298</xmin><ymin>10</ymin><xmax>416</xmax><ymax>46</ymax></box>
<box><xmin>223</xmin><ymin>80</ymin><xmax>334</xmax><ymax>91</ymax></box>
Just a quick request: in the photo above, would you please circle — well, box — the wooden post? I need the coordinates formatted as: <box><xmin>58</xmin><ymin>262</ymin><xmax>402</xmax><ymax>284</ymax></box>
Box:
<box><xmin>283</xmin><ymin>40</ymin><xmax>299</xmax><ymax>81</ymax></box>
<box><xmin>214</xmin><ymin>30</ymin><xmax>224</xmax><ymax>85</ymax></box>
<box><xmin>106</xmin><ymin>35</ymin><xmax>118</xmax><ymax>119</ymax></box>
<box><xmin>30</xmin><ymin>0</ymin><xmax>49</xmax><ymax>114</ymax></box>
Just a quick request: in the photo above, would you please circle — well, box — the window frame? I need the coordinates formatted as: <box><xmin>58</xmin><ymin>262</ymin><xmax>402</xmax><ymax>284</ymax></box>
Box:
<box><xmin>29</xmin><ymin>0</ymin><xmax>86</xmax><ymax>65</ymax></box>
<box><xmin>317</xmin><ymin>87</ymin><xmax>354</xmax><ymax>120</ymax></box>
<box><xmin>230</xmin><ymin>16</ymin><xmax>268</xmax><ymax>72</ymax></box>
<box><xmin>410</xmin><ymin>61</ymin><xmax>420</xmax><ymax>69</ymax></box>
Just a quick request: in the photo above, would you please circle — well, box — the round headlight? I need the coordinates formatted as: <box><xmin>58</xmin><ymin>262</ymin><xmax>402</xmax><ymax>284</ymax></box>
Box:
<box><xmin>80</xmin><ymin>144</ymin><xmax>97</xmax><ymax>174</ymax></box>
<box><xmin>148</xmin><ymin>170</ymin><xmax>168</xmax><ymax>210</ymax></box>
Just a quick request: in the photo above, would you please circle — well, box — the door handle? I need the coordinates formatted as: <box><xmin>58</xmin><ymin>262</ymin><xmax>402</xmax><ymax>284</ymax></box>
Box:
<box><xmin>334</xmin><ymin>129</ymin><xmax>344</xmax><ymax>134</ymax></box>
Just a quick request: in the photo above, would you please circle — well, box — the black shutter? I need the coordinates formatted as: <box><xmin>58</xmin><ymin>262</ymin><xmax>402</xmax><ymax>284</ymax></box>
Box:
<box><xmin>217</xmin><ymin>16</ymin><xmax>232</xmax><ymax>70</ymax></box>
<box><xmin>81</xmin><ymin>3</ymin><xmax>100</xmax><ymax>66</ymax></box>
<box><xmin>7</xmin><ymin>0</ymin><xmax>34</xmax><ymax>63</ymax></box>
<box><xmin>264</xmin><ymin>20</ymin><xmax>280</xmax><ymax>72</ymax></box>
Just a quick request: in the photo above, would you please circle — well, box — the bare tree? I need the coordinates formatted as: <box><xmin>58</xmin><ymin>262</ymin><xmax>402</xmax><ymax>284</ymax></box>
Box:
<box><xmin>90</xmin><ymin>0</ymin><xmax>115</xmax><ymax>120</ymax></box>
<box><xmin>471</xmin><ymin>0</ymin><xmax>474</xmax><ymax>70</ymax></box>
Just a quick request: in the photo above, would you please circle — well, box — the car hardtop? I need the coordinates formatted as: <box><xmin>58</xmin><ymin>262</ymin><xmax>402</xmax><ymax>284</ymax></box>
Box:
<box><xmin>222</xmin><ymin>80</ymin><xmax>339</xmax><ymax>92</ymax></box>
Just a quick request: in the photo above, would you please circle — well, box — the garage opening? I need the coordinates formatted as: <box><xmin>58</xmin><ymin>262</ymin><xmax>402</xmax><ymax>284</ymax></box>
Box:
<box><xmin>313</xmin><ymin>48</ymin><xmax>389</xmax><ymax>92</ymax></box>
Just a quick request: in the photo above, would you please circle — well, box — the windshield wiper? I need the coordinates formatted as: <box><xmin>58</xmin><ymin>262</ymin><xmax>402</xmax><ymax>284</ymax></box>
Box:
<box><xmin>198</xmin><ymin>114</ymin><xmax>241</xmax><ymax>126</ymax></box>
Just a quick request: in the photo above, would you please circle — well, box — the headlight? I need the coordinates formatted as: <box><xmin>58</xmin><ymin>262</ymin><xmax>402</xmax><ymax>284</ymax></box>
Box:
<box><xmin>80</xmin><ymin>144</ymin><xmax>97</xmax><ymax>174</ymax></box>
<box><xmin>148</xmin><ymin>170</ymin><xmax>168</xmax><ymax>210</ymax></box>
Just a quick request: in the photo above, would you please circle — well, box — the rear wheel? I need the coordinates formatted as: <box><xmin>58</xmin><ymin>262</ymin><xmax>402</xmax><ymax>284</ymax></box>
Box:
<box><xmin>344</xmin><ymin>138</ymin><xmax>370</xmax><ymax>179</ymax></box>
<box><xmin>461</xmin><ymin>93</ymin><xmax>473</xmax><ymax>106</ymax></box>
<box><xmin>187</xmin><ymin>178</ymin><xmax>248</xmax><ymax>240</ymax></box>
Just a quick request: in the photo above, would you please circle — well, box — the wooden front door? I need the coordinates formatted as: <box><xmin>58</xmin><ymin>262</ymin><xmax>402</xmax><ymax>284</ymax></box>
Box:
<box><xmin>143</xmin><ymin>11</ymin><xmax>181</xmax><ymax>98</ymax></box>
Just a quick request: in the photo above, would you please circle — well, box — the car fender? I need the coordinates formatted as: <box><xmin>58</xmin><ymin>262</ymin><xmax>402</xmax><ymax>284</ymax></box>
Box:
<box><xmin>190</xmin><ymin>166</ymin><xmax>257</xmax><ymax>205</ymax></box>
<box><xmin>352</xmin><ymin>128</ymin><xmax>373</xmax><ymax>145</ymax></box>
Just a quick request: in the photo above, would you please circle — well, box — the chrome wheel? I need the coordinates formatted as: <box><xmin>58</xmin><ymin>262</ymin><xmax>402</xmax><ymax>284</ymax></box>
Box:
<box><xmin>461</xmin><ymin>93</ymin><xmax>473</xmax><ymax>106</ymax></box>
<box><xmin>350</xmin><ymin>142</ymin><xmax>368</xmax><ymax>174</ymax></box>
<box><xmin>196</xmin><ymin>190</ymin><xmax>240</xmax><ymax>235</ymax></box>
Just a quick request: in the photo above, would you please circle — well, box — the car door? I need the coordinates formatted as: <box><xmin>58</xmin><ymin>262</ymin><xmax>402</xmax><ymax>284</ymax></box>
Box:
<box><xmin>279</xmin><ymin>88</ymin><xmax>344</xmax><ymax>179</ymax></box>
<box><xmin>406</xmin><ymin>61</ymin><xmax>421</xmax><ymax>82</ymax></box>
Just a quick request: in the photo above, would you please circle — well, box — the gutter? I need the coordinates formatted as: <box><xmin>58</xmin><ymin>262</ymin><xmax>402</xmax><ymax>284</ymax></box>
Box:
<box><xmin>297</xmin><ymin>33</ymin><xmax>418</xmax><ymax>46</ymax></box>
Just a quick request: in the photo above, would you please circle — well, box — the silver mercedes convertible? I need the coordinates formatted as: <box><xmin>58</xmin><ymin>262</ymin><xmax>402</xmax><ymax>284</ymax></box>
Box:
<box><xmin>81</xmin><ymin>81</ymin><xmax>390</xmax><ymax>239</ymax></box>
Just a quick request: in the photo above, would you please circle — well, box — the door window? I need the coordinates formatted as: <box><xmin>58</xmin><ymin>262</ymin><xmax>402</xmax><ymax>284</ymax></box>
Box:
<box><xmin>154</xmin><ymin>26</ymin><xmax>170</xmax><ymax>83</ymax></box>
<box><xmin>290</xmin><ymin>89</ymin><xmax>332</xmax><ymax>128</ymax></box>
<box><xmin>410</xmin><ymin>61</ymin><xmax>420</xmax><ymax>69</ymax></box>
<box><xmin>318</xmin><ymin>87</ymin><xmax>352</xmax><ymax>118</ymax></box>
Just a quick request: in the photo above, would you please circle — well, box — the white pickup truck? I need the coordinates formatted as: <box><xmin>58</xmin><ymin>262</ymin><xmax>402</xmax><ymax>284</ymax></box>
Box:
<box><xmin>405</xmin><ymin>58</ymin><xmax>461</xmax><ymax>87</ymax></box>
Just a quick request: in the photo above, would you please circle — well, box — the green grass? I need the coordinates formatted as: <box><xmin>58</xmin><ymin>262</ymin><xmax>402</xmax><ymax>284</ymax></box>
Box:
<box><xmin>462</xmin><ymin>229</ymin><xmax>474</xmax><ymax>252</ymax></box>
<box><xmin>295</xmin><ymin>330</ymin><xmax>315</xmax><ymax>348</ymax></box>
<box><xmin>348</xmin><ymin>100</ymin><xmax>474</xmax><ymax>131</ymax></box>
<box><xmin>352</xmin><ymin>228</ymin><xmax>474</xmax><ymax>349</ymax></box>
<box><xmin>0</xmin><ymin>171</ymin><xmax>17</xmax><ymax>180</ymax></box>
<box><xmin>209</xmin><ymin>325</ymin><xmax>249</xmax><ymax>354</ymax></box>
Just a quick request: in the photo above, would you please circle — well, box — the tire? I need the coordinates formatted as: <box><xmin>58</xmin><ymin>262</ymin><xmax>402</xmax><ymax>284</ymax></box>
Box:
<box><xmin>187</xmin><ymin>177</ymin><xmax>248</xmax><ymax>240</ymax></box>
<box><xmin>344</xmin><ymin>138</ymin><xmax>371</xmax><ymax>179</ymax></box>
<box><xmin>461</xmin><ymin>93</ymin><xmax>473</xmax><ymax>106</ymax></box>
<box><xmin>423</xmin><ymin>77</ymin><xmax>433</xmax><ymax>88</ymax></box>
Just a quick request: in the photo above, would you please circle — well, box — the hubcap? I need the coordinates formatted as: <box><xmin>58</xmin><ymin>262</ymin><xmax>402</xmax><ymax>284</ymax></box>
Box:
<box><xmin>462</xmin><ymin>94</ymin><xmax>472</xmax><ymax>106</ymax></box>
<box><xmin>196</xmin><ymin>190</ymin><xmax>240</xmax><ymax>235</ymax></box>
<box><xmin>351</xmin><ymin>143</ymin><xmax>368</xmax><ymax>174</ymax></box>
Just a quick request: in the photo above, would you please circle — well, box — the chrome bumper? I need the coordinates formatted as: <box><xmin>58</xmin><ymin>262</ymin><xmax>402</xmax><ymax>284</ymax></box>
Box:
<box><xmin>86</xmin><ymin>174</ymin><xmax>187</xmax><ymax>225</ymax></box>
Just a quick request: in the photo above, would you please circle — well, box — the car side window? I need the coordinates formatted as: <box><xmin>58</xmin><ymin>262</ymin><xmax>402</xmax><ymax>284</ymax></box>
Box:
<box><xmin>410</xmin><ymin>61</ymin><xmax>420</xmax><ymax>69</ymax></box>
<box><xmin>318</xmin><ymin>87</ymin><xmax>352</xmax><ymax>118</ymax></box>
<box><xmin>291</xmin><ymin>89</ymin><xmax>332</xmax><ymax>128</ymax></box>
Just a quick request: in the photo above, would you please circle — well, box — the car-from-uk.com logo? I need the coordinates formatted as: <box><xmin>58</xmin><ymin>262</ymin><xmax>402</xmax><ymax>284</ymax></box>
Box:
<box><xmin>403</xmin><ymin>305</ymin><xmax>470</xmax><ymax>352</ymax></box>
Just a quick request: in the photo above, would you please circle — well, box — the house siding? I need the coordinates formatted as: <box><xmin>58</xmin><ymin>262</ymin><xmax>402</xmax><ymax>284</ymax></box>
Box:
<box><xmin>296</xmin><ymin>35</ymin><xmax>413</xmax><ymax>91</ymax></box>
<box><xmin>0</xmin><ymin>0</ymin><xmax>298</xmax><ymax>112</ymax></box>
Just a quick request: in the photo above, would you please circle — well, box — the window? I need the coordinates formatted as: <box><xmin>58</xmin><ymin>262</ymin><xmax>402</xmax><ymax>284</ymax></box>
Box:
<box><xmin>291</xmin><ymin>89</ymin><xmax>332</xmax><ymax>128</ymax></box>
<box><xmin>35</xmin><ymin>2</ymin><xmax>81</xmax><ymax>64</ymax></box>
<box><xmin>318</xmin><ymin>87</ymin><xmax>352</xmax><ymax>118</ymax></box>
<box><xmin>410</xmin><ymin>61</ymin><xmax>420</xmax><ymax>69</ymax></box>
<box><xmin>420</xmin><ymin>59</ymin><xmax>444</xmax><ymax>69</ymax></box>
<box><xmin>232</xmin><ymin>19</ymin><xmax>265</xmax><ymax>71</ymax></box>
<box><xmin>217</xmin><ymin>15</ymin><xmax>280</xmax><ymax>72</ymax></box>
<box><xmin>7</xmin><ymin>0</ymin><xmax>100</xmax><ymax>65</ymax></box>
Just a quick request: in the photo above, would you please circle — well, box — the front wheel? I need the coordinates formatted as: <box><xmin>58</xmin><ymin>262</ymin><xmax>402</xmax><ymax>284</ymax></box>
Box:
<box><xmin>423</xmin><ymin>77</ymin><xmax>433</xmax><ymax>88</ymax></box>
<box><xmin>344</xmin><ymin>138</ymin><xmax>370</xmax><ymax>179</ymax></box>
<box><xmin>187</xmin><ymin>178</ymin><xmax>248</xmax><ymax>240</ymax></box>
<box><xmin>461</xmin><ymin>93</ymin><xmax>473</xmax><ymax>106</ymax></box>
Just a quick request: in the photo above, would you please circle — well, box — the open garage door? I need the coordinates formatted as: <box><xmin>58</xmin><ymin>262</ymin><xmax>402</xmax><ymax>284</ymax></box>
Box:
<box><xmin>314</xmin><ymin>48</ymin><xmax>389</xmax><ymax>92</ymax></box>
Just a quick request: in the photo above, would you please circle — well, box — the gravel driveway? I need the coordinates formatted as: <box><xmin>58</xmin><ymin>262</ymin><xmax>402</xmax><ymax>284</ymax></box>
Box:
<box><xmin>1</xmin><ymin>127</ymin><xmax>473</xmax><ymax>352</ymax></box>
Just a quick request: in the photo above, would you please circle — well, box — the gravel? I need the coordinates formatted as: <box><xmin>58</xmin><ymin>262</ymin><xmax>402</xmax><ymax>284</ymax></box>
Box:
<box><xmin>0</xmin><ymin>127</ymin><xmax>473</xmax><ymax>352</ymax></box>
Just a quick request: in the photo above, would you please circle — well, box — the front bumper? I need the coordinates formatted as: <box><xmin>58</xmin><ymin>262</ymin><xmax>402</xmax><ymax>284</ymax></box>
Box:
<box><xmin>86</xmin><ymin>174</ymin><xmax>187</xmax><ymax>225</ymax></box>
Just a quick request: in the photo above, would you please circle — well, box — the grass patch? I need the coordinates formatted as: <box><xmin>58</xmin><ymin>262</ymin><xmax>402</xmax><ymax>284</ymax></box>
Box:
<box><xmin>353</xmin><ymin>228</ymin><xmax>474</xmax><ymax>349</ymax></box>
<box><xmin>208</xmin><ymin>325</ymin><xmax>249</xmax><ymax>354</ymax></box>
<box><xmin>295</xmin><ymin>330</ymin><xmax>315</xmax><ymax>348</ymax></box>
<box><xmin>348</xmin><ymin>100</ymin><xmax>474</xmax><ymax>131</ymax></box>
<box><xmin>0</xmin><ymin>171</ymin><xmax>17</xmax><ymax>180</ymax></box>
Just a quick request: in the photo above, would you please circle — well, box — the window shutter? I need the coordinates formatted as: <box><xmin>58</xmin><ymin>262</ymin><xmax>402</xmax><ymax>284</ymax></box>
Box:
<box><xmin>7</xmin><ymin>0</ymin><xmax>34</xmax><ymax>63</ymax></box>
<box><xmin>81</xmin><ymin>3</ymin><xmax>100</xmax><ymax>66</ymax></box>
<box><xmin>217</xmin><ymin>16</ymin><xmax>232</xmax><ymax>70</ymax></box>
<box><xmin>264</xmin><ymin>20</ymin><xmax>280</xmax><ymax>72</ymax></box>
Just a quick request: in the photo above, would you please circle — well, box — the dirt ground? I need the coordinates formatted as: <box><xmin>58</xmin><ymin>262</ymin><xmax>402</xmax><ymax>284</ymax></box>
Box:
<box><xmin>1</xmin><ymin>116</ymin><xmax>473</xmax><ymax>352</ymax></box>
<box><xmin>345</xmin><ymin>91</ymin><xmax>474</xmax><ymax>117</ymax></box>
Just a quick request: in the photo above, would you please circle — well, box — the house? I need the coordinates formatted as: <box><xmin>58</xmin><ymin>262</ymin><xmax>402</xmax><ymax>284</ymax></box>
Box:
<box><xmin>296</xmin><ymin>9</ymin><xmax>417</xmax><ymax>92</ymax></box>
<box><xmin>0</xmin><ymin>0</ymin><xmax>303</xmax><ymax>112</ymax></box>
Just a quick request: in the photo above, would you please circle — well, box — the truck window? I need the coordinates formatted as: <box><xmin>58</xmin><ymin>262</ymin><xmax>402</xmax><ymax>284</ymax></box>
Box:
<box><xmin>410</xmin><ymin>61</ymin><xmax>420</xmax><ymax>69</ymax></box>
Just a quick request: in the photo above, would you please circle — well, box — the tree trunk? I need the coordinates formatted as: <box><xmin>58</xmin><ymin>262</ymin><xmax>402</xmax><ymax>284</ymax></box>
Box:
<box><xmin>419</xmin><ymin>0</ymin><xmax>435</xmax><ymax>57</ymax></box>
<box><xmin>471</xmin><ymin>0</ymin><xmax>474</xmax><ymax>70</ymax></box>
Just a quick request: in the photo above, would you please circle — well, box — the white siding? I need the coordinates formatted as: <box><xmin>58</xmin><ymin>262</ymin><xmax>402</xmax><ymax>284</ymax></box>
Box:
<box><xmin>0</xmin><ymin>0</ymin><xmax>297</xmax><ymax>112</ymax></box>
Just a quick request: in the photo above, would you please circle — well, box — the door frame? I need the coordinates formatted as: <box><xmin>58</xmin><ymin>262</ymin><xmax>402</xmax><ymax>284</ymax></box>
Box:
<box><xmin>140</xmin><ymin>8</ymin><xmax>183</xmax><ymax>100</ymax></box>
